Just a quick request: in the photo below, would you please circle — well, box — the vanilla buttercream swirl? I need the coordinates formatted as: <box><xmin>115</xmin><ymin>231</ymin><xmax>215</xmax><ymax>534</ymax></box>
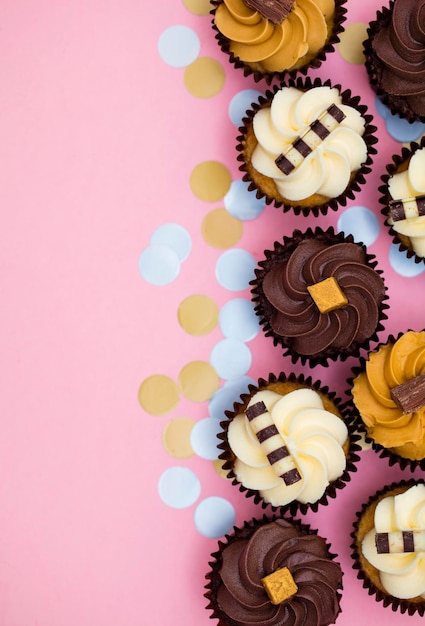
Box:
<box><xmin>215</xmin><ymin>519</ymin><xmax>342</xmax><ymax>626</ymax></box>
<box><xmin>372</xmin><ymin>0</ymin><xmax>425</xmax><ymax>115</ymax></box>
<box><xmin>228</xmin><ymin>388</ymin><xmax>348</xmax><ymax>507</ymax></box>
<box><xmin>214</xmin><ymin>0</ymin><xmax>335</xmax><ymax>73</ymax></box>
<box><xmin>261</xmin><ymin>238</ymin><xmax>385</xmax><ymax>357</ymax></box>
<box><xmin>362</xmin><ymin>484</ymin><xmax>425</xmax><ymax>599</ymax></box>
<box><xmin>352</xmin><ymin>331</ymin><xmax>425</xmax><ymax>459</ymax></box>
<box><xmin>388</xmin><ymin>147</ymin><xmax>425</xmax><ymax>258</ymax></box>
<box><xmin>250</xmin><ymin>86</ymin><xmax>367</xmax><ymax>201</ymax></box>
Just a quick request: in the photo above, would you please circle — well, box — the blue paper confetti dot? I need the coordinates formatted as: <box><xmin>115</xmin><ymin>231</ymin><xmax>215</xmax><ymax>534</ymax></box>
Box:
<box><xmin>228</xmin><ymin>89</ymin><xmax>263</xmax><ymax>127</ymax></box>
<box><xmin>150</xmin><ymin>223</ymin><xmax>192</xmax><ymax>262</ymax></box>
<box><xmin>190</xmin><ymin>418</ymin><xmax>222</xmax><ymax>460</ymax></box>
<box><xmin>158</xmin><ymin>466</ymin><xmax>201</xmax><ymax>508</ymax></box>
<box><xmin>208</xmin><ymin>377</ymin><xmax>256</xmax><ymax>420</ymax></box>
<box><xmin>215</xmin><ymin>249</ymin><xmax>257</xmax><ymax>291</ymax></box>
<box><xmin>158</xmin><ymin>25</ymin><xmax>200</xmax><ymax>67</ymax></box>
<box><xmin>219</xmin><ymin>298</ymin><xmax>259</xmax><ymax>342</ymax></box>
<box><xmin>389</xmin><ymin>244</ymin><xmax>425</xmax><ymax>277</ymax></box>
<box><xmin>224</xmin><ymin>179</ymin><xmax>265</xmax><ymax>221</ymax></box>
<box><xmin>194</xmin><ymin>497</ymin><xmax>236</xmax><ymax>538</ymax></box>
<box><xmin>210</xmin><ymin>338</ymin><xmax>252</xmax><ymax>380</ymax></box>
<box><xmin>138</xmin><ymin>245</ymin><xmax>181</xmax><ymax>286</ymax></box>
<box><xmin>337</xmin><ymin>205</ymin><xmax>380</xmax><ymax>246</ymax></box>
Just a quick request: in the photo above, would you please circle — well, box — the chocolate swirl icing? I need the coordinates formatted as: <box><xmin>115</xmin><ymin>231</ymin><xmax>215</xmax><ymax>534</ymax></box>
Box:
<box><xmin>253</xmin><ymin>230</ymin><xmax>386</xmax><ymax>361</ymax></box>
<box><xmin>371</xmin><ymin>0</ymin><xmax>425</xmax><ymax>115</ymax></box>
<box><xmin>206</xmin><ymin>518</ymin><xmax>342</xmax><ymax>626</ymax></box>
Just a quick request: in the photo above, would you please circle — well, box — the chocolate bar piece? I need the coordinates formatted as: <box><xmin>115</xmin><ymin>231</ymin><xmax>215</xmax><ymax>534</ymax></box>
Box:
<box><xmin>244</xmin><ymin>0</ymin><xmax>295</xmax><ymax>25</ymax></box>
<box><xmin>375</xmin><ymin>530</ymin><xmax>425</xmax><ymax>554</ymax></box>
<box><xmin>388</xmin><ymin>194</ymin><xmax>425</xmax><ymax>222</ymax></box>
<box><xmin>390</xmin><ymin>373</ymin><xmax>425</xmax><ymax>413</ymax></box>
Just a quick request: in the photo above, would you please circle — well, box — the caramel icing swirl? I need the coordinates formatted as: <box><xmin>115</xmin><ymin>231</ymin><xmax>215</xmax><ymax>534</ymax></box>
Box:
<box><xmin>212</xmin><ymin>519</ymin><xmax>342</xmax><ymax>626</ymax></box>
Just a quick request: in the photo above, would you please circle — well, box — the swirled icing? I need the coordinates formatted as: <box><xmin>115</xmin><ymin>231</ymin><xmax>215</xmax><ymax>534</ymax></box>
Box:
<box><xmin>228</xmin><ymin>388</ymin><xmax>348</xmax><ymax>507</ymax></box>
<box><xmin>362</xmin><ymin>484</ymin><xmax>425</xmax><ymax>599</ymax></box>
<box><xmin>388</xmin><ymin>148</ymin><xmax>425</xmax><ymax>257</ymax></box>
<box><xmin>260</xmin><ymin>237</ymin><xmax>385</xmax><ymax>357</ymax></box>
<box><xmin>214</xmin><ymin>0</ymin><xmax>335</xmax><ymax>73</ymax></box>
<box><xmin>213</xmin><ymin>518</ymin><xmax>342</xmax><ymax>626</ymax></box>
<box><xmin>371</xmin><ymin>0</ymin><xmax>425</xmax><ymax>116</ymax></box>
<box><xmin>352</xmin><ymin>331</ymin><xmax>425</xmax><ymax>460</ymax></box>
<box><xmin>250</xmin><ymin>86</ymin><xmax>367</xmax><ymax>201</ymax></box>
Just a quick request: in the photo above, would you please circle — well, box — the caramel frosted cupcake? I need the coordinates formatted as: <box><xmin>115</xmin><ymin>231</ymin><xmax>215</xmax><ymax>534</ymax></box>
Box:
<box><xmin>352</xmin><ymin>480</ymin><xmax>425</xmax><ymax>615</ymax></box>
<box><xmin>350</xmin><ymin>330</ymin><xmax>425</xmax><ymax>471</ymax></box>
<box><xmin>206</xmin><ymin>516</ymin><xmax>343</xmax><ymax>626</ymax></box>
<box><xmin>237</xmin><ymin>77</ymin><xmax>377</xmax><ymax>216</ymax></box>
<box><xmin>364</xmin><ymin>0</ymin><xmax>425</xmax><ymax>123</ymax></box>
<box><xmin>217</xmin><ymin>372</ymin><xmax>361</xmax><ymax>515</ymax></box>
<box><xmin>251</xmin><ymin>227</ymin><xmax>388</xmax><ymax>367</ymax></box>
<box><xmin>210</xmin><ymin>0</ymin><xmax>347</xmax><ymax>84</ymax></box>
<box><xmin>379</xmin><ymin>138</ymin><xmax>425</xmax><ymax>264</ymax></box>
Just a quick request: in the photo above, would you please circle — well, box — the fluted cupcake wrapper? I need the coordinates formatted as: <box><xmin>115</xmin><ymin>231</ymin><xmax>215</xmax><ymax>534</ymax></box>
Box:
<box><xmin>351</xmin><ymin>479</ymin><xmax>425</xmax><ymax>616</ymax></box>
<box><xmin>210</xmin><ymin>0</ymin><xmax>347</xmax><ymax>85</ymax></box>
<box><xmin>250</xmin><ymin>226</ymin><xmax>389</xmax><ymax>368</ymax></box>
<box><xmin>217</xmin><ymin>371</ymin><xmax>362</xmax><ymax>517</ymax></box>
<box><xmin>379</xmin><ymin>138</ymin><xmax>425</xmax><ymax>265</ymax></box>
<box><xmin>235</xmin><ymin>76</ymin><xmax>378</xmax><ymax>217</ymax></box>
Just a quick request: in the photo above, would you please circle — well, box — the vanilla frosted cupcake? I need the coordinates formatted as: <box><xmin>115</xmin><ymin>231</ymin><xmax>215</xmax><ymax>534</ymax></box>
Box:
<box><xmin>352</xmin><ymin>480</ymin><xmax>425</xmax><ymax>615</ymax></box>
<box><xmin>218</xmin><ymin>372</ymin><xmax>360</xmax><ymax>515</ymax></box>
<box><xmin>210</xmin><ymin>0</ymin><xmax>347</xmax><ymax>84</ymax></box>
<box><xmin>380</xmin><ymin>138</ymin><xmax>425</xmax><ymax>263</ymax></box>
<box><xmin>237</xmin><ymin>77</ymin><xmax>376</xmax><ymax>216</ymax></box>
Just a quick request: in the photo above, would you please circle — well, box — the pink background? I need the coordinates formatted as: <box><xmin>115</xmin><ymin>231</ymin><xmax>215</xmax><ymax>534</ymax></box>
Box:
<box><xmin>1</xmin><ymin>1</ymin><xmax>425</xmax><ymax>624</ymax></box>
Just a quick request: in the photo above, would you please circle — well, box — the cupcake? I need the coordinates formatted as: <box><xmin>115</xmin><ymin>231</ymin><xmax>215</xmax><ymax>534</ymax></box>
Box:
<box><xmin>350</xmin><ymin>330</ymin><xmax>425</xmax><ymax>471</ymax></box>
<box><xmin>251</xmin><ymin>227</ymin><xmax>388</xmax><ymax>367</ymax></box>
<box><xmin>364</xmin><ymin>0</ymin><xmax>425</xmax><ymax>124</ymax></box>
<box><xmin>206</xmin><ymin>515</ymin><xmax>343</xmax><ymax>625</ymax></box>
<box><xmin>236</xmin><ymin>77</ymin><xmax>377</xmax><ymax>216</ymax></box>
<box><xmin>217</xmin><ymin>372</ymin><xmax>361</xmax><ymax>515</ymax></box>
<box><xmin>379</xmin><ymin>137</ymin><xmax>425</xmax><ymax>264</ymax></box>
<box><xmin>210</xmin><ymin>0</ymin><xmax>347</xmax><ymax>84</ymax></box>
<box><xmin>352</xmin><ymin>479</ymin><xmax>425</xmax><ymax>615</ymax></box>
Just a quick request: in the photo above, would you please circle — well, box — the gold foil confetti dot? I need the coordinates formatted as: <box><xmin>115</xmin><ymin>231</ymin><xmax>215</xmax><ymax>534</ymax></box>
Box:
<box><xmin>138</xmin><ymin>374</ymin><xmax>180</xmax><ymax>416</ymax></box>
<box><xmin>178</xmin><ymin>294</ymin><xmax>219</xmax><ymax>335</ymax></box>
<box><xmin>178</xmin><ymin>361</ymin><xmax>220</xmax><ymax>402</ymax></box>
<box><xmin>190</xmin><ymin>161</ymin><xmax>232</xmax><ymax>202</ymax></box>
<box><xmin>182</xmin><ymin>0</ymin><xmax>212</xmax><ymax>15</ymax></box>
<box><xmin>202</xmin><ymin>208</ymin><xmax>243</xmax><ymax>249</ymax></box>
<box><xmin>184</xmin><ymin>57</ymin><xmax>226</xmax><ymax>99</ymax></box>
<box><xmin>162</xmin><ymin>417</ymin><xmax>196</xmax><ymax>458</ymax></box>
<box><xmin>338</xmin><ymin>23</ymin><xmax>368</xmax><ymax>64</ymax></box>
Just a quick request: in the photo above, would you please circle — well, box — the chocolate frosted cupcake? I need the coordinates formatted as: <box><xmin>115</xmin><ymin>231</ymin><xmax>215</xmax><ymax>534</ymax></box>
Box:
<box><xmin>350</xmin><ymin>330</ymin><xmax>425</xmax><ymax>471</ymax></box>
<box><xmin>237</xmin><ymin>77</ymin><xmax>377</xmax><ymax>217</ymax></box>
<box><xmin>364</xmin><ymin>0</ymin><xmax>425</xmax><ymax>123</ymax></box>
<box><xmin>217</xmin><ymin>372</ymin><xmax>361</xmax><ymax>515</ymax></box>
<box><xmin>251</xmin><ymin>227</ymin><xmax>388</xmax><ymax>367</ymax></box>
<box><xmin>210</xmin><ymin>0</ymin><xmax>347</xmax><ymax>84</ymax></box>
<box><xmin>206</xmin><ymin>516</ymin><xmax>343</xmax><ymax>626</ymax></box>
<box><xmin>351</xmin><ymin>479</ymin><xmax>425</xmax><ymax>615</ymax></box>
<box><xmin>379</xmin><ymin>137</ymin><xmax>425</xmax><ymax>264</ymax></box>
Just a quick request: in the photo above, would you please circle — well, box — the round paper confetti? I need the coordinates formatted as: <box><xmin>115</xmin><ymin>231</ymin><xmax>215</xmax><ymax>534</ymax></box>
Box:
<box><xmin>375</xmin><ymin>98</ymin><xmax>425</xmax><ymax>142</ymax></box>
<box><xmin>162</xmin><ymin>418</ymin><xmax>195</xmax><ymax>458</ymax></box>
<box><xmin>202</xmin><ymin>208</ymin><xmax>243</xmax><ymax>248</ymax></box>
<box><xmin>215</xmin><ymin>249</ymin><xmax>257</xmax><ymax>291</ymax></box>
<box><xmin>224</xmin><ymin>179</ymin><xmax>265</xmax><ymax>221</ymax></box>
<box><xmin>338</xmin><ymin>23</ymin><xmax>368</xmax><ymax>64</ymax></box>
<box><xmin>213</xmin><ymin>459</ymin><xmax>229</xmax><ymax>479</ymax></box>
<box><xmin>228</xmin><ymin>89</ymin><xmax>263</xmax><ymax>127</ymax></box>
<box><xmin>388</xmin><ymin>244</ymin><xmax>425</xmax><ymax>277</ymax></box>
<box><xmin>178</xmin><ymin>294</ymin><xmax>219</xmax><ymax>336</ymax></box>
<box><xmin>194</xmin><ymin>496</ymin><xmax>236</xmax><ymax>538</ymax></box>
<box><xmin>190</xmin><ymin>161</ymin><xmax>232</xmax><ymax>202</ymax></box>
<box><xmin>150</xmin><ymin>223</ymin><xmax>192</xmax><ymax>262</ymax></box>
<box><xmin>138</xmin><ymin>374</ymin><xmax>180</xmax><ymax>416</ymax></box>
<box><xmin>178</xmin><ymin>361</ymin><xmax>220</xmax><ymax>402</ymax></box>
<box><xmin>210</xmin><ymin>338</ymin><xmax>252</xmax><ymax>380</ymax></box>
<box><xmin>182</xmin><ymin>0</ymin><xmax>212</xmax><ymax>15</ymax></box>
<box><xmin>219</xmin><ymin>298</ymin><xmax>259</xmax><ymax>342</ymax></box>
<box><xmin>158</xmin><ymin>466</ymin><xmax>201</xmax><ymax>508</ymax></box>
<box><xmin>209</xmin><ymin>376</ymin><xmax>256</xmax><ymax>420</ymax></box>
<box><xmin>138</xmin><ymin>245</ymin><xmax>181</xmax><ymax>286</ymax></box>
<box><xmin>184</xmin><ymin>57</ymin><xmax>225</xmax><ymax>99</ymax></box>
<box><xmin>158</xmin><ymin>25</ymin><xmax>200</xmax><ymax>68</ymax></box>
<box><xmin>190</xmin><ymin>417</ymin><xmax>222</xmax><ymax>460</ymax></box>
<box><xmin>337</xmin><ymin>205</ymin><xmax>380</xmax><ymax>246</ymax></box>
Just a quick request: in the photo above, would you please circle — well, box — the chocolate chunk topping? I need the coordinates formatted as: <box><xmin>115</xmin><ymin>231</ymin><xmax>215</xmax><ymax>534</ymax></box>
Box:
<box><xmin>375</xmin><ymin>532</ymin><xmax>390</xmax><ymax>554</ymax></box>
<box><xmin>282</xmin><ymin>467</ymin><xmax>302</xmax><ymax>486</ymax></box>
<box><xmin>244</xmin><ymin>0</ymin><xmax>295</xmax><ymax>25</ymax></box>
<box><xmin>403</xmin><ymin>531</ymin><xmax>415</xmax><ymax>553</ymax></box>
<box><xmin>275</xmin><ymin>153</ymin><xmax>295</xmax><ymax>175</ymax></box>
<box><xmin>390</xmin><ymin>373</ymin><xmax>425</xmax><ymax>413</ymax></box>
<box><xmin>256</xmin><ymin>424</ymin><xmax>279</xmax><ymax>442</ymax></box>
<box><xmin>292</xmin><ymin>137</ymin><xmax>312</xmax><ymax>158</ymax></box>
<box><xmin>246</xmin><ymin>400</ymin><xmax>267</xmax><ymax>421</ymax></box>
<box><xmin>267</xmin><ymin>445</ymin><xmax>290</xmax><ymax>465</ymax></box>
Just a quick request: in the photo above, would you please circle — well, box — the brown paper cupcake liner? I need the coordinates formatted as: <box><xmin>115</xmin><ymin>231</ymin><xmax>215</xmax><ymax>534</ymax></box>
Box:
<box><xmin>206</xmin><ymin>514</ymin><xmax>343</xmax><ymax>624</ymax></box>
<box><xmin>351</xmin><ymin>479</ymin><xmax>425</xmax><ymax>616</ymax></box>
<box><xmin>250</xmin><ymin>226</ymin><xmax>389</xmax><ymax>368</ymax></box>
<box><xmin>217</xmin><ymin>371</ymin><xmax>362</xmax><ymax>516</ymax></box>
<box><xmin>347</xmin><ymin>330</ymin><xmax>425</xmax><ymax>472</ymax></box>
<box><xmin>236</xmin><ymin>76</ymin><xmax>378</xmax><ymax>217</ymax></box>
<box><xmin>378</xmin><ymin>137</ymin><xmax>425</xmax><ymax>265</ymax></box>
<box><xmin>363</xmin><ymin>2</ymin><xmax>425</xmax><ymax>124</ymax></box>
<box><xmin>210</xmin><ymin>0</ymin><xmax>347</xmax><ymax>85</ymax></box>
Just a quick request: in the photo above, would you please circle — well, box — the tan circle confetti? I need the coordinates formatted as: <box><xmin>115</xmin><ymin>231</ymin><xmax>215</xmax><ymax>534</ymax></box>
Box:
<box><xmin>190</xmin><ymin>161</ymin><xmax>232</xmax><ymax>202</ymax></box>
<box><xmin>184</xmin><ymin>57</ymin><xmax>226</xmax><ymax>99</ymax></box>
<box><xmin>338</xmin><ymin>23</ymin><xmax>368</xmax><ymax>64</ymax></box>
<box><xmin>202</xmin><ymin>208</ymin><xmax>243</xmax><ymax>249</ymax></box>
<box><xmin>178</xmin><ymin>294</ymin><xmax>219</xmax><ymax>336</ymax></box>
<box><xmin>213</xmin><ymin>459</ymin><xmax>229</xmax><ymax>479</ymax></box>
<box><xmin>138</xmin><ymin>374</ymin><xmax>180</xmax><ymax>416</ymax></box>
<box><xmin>178</xmin><ymin>361</ymin><xmax>220</xmax><ymax>402</ymax></box>
<box><xmin>182</xmin><ymin>0</ymin><xmax>212</xmax><ymax>15</ymax></box>
<box><xmin>162</xmin><ymin>417</ymin><xmax>195</xmax><ymax>458</ymax></box>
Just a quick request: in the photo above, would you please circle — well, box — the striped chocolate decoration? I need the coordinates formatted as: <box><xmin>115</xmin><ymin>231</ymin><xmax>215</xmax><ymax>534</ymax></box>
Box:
<box><xmin>275</xmin><ymin>103</ymin><xmax>346</xmax><ymax>175</ymax></box>
<box><xmin>388</xmin><ymin>194</ymin><xmax>425</xmax><ymax>222</ymax></box>
<box><xmin>245</xmin><ymin>400</ymin><xmax>302</xmax><ymax>486</ymax></box>
<box><xmin>375</xmin><ymin>530</ymin><xmax>425</xmax><ymax>554</ymax></box>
